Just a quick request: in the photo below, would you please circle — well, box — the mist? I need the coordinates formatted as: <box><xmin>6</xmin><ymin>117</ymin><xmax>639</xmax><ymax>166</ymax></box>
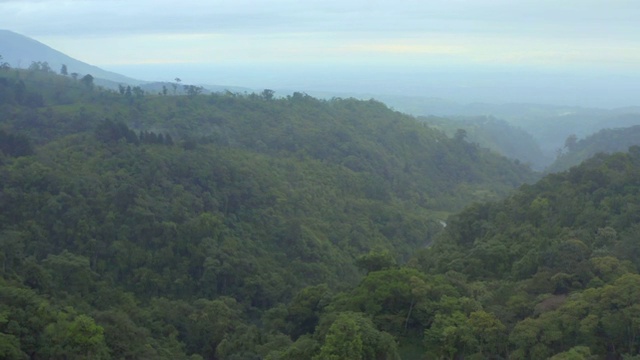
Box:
<box><xmin>105</xmin><ymin>62</ymin><xmax>640</xmax><ymax>108</ymax></box>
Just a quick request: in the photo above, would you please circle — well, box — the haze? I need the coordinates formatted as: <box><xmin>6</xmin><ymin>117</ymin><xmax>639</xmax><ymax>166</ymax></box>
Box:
<box><xmin>2</xmin><ymin>0</ymin><xmax>639</xmax><ymax>107</ymax></box>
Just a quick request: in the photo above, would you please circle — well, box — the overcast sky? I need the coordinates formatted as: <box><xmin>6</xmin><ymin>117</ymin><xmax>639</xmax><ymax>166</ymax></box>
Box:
<box><xmin>2</xmin><ymin>0</ymin><xmax>639</xmax><ymax>106</ymax></box>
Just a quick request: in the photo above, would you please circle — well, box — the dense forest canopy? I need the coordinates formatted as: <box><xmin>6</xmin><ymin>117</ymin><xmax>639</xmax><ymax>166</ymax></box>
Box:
<box><xmin>3</xmin><ymin>61</ymin><xmax>640</xmax><ymax>359</ymax></box>
<box><xmin>0</xmin><ymin>63</ymin><xmax>540</xmax><ymax>359</ymax></box>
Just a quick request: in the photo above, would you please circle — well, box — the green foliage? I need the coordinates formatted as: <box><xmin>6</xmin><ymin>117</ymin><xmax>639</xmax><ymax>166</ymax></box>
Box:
<box><xmin>4</xmin><ymin>63</ymin><xmax>640</xmax><ymax>359</ymax></box>
<box><xmin>355</xmin><ymin>249</ymin><xmax>397</xmax><ymax>274</ymax></box>
<box><xmin>0</xmin><ymin>66</ymin><xmax>541</xmax><ymax>358</ymax></box>
<box><xmin>0</xmin><ymin>333</ymin><xmax>27</xmax><ymax>360</ymax></box>
<box><xmin>42</xmin><ymin>312</ymin><xmax>109</xmax><ymax>359</ymax></box>
<box><xmin>80</xmin><ymin>74</ymin><xmax>94</xmax><ymax>89</ymax></box>
<box><xmin>287</xmin><ymin>284</ymin><xmax>332</xmax><ymax>339</ymax></box>
<box><xmin>94</xmin><ymin>119</ymin><xmax>139</xmax><ymax>144</ymax></box>
<box><xmin>314</xmin><ymin>314</ymin><xmax>364</xmax><ymax>360</ymax></box>
<box><xmin>314</xmin><ymin>312</ymin><xmax>399</xmax><ymax>360</ymax></box>
<box><xmin>549</xmin><ymin>346</ymin><xmax>594</xmax><ymax>360</ymax></box>
<box><xmin>0</xmin><ymin>130</ymin><xmax>34</xmax><ymax>157</ymax></box>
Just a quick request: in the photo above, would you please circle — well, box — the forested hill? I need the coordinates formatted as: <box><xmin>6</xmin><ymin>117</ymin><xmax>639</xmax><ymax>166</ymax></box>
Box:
<box><xmin>0</xmin><ymin>66</ymin><xmax>535</xmax><ymax>210</ymax></box>
<box><xmin>404</xmin><ymin>147</ymin><xmax>640</xmax><ymax>359</ymax></box>
<box><xmin>419</xmin><ymin>115</ymin><xmax>549</xmax><ymax>169</ymax></box>
<box><xmin>0</xmin><ymin>66</ymin><xmax>536</xmax><ymax>359</ymax></box>
<box><xmin>548</xmin><ymin>125</ymin><xmax>640</xmax><ymax>173</ymax></box>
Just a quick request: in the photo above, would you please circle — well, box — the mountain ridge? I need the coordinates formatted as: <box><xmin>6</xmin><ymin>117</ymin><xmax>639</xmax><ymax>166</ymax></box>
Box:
<box><xmin>0</xmin><ymin>29</ymin><xmax>145</xmax><ymax>85</ymax></box>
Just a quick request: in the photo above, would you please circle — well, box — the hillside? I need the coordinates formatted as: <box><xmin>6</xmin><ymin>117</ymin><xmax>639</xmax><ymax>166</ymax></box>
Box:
<box><xmin>4</xmin><ymin>49</ymin><xmax>638</xmax><ymax>360</ymax></box>
<box><xmin>548</xmin><ymin>125</ymin><xmax>640</xmax><ymax>172</ymax></box>
<box><xmin>420</xmin><ymin>115</ymin><xmax>549</xmax><ymax>169</ymax></box>
<box><xmin>404</xmin><ymin>147</ymin><xmax>640</xmax><ymax>358</ymax></box>
<box><xmin>389</xmin><ymin>99</ymin><xmax>640</xmax><ymax>167</ymax></box>
<box><xmin>0</xmin><ymin>66</ymin><xmax>537</xmax><ymax>359</ymax></box>
<box><xmin>0</xmin><ymin>29</ymin><xmax>143</xmax><ymax>85</ymax></box>
<box><xmin>269</xmin><ymin>147</ymin><xmax>640</xmax><ymax>359</ymax></box>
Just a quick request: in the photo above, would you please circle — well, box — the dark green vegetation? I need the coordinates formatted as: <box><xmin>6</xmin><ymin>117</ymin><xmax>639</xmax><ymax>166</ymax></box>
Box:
<box><xmin>4</xmin><ymin>62</ymin><xmax>639</xmax><ymax>359</ymax></box>
<box><xmin>410</xmin><ymin>148</ymin><xmax>640</xmax><ymax>359</ymax></box>
<box><xmin>548</xmin><ymin>125</ymin><xmax>640</xmax><ymax>173</ymax></box>
<box><xmin>0</xmin><ymin>62</ymin><xmax>534</xmax><ymax>359</ymax></box>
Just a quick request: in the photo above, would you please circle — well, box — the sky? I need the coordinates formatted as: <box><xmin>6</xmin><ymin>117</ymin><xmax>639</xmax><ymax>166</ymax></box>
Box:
<box><xmin>1</xmin><ymin>0</ymin><xmax>640</xmax><ymax>107</ymax></box>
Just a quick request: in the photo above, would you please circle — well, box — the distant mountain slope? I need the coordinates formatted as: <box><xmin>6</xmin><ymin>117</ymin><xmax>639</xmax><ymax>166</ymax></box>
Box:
<box><xmin>377</xmin><ymin>98</ymin><xmax>640</xmax><ymax>167</ymax></box>
<box><xmin>547</xmin><ymin>125</ymin><xmax>640</xmax><ymax>172</ymax></box>
<box><xmin>419</xmin><ymin>115</ymin><xmax>550</xmax><ymax>169</ymax></box>
<box><xmin>0</xmin><ymin>29</ymin><xmax>143</xmax><ymax>85</ymax></box>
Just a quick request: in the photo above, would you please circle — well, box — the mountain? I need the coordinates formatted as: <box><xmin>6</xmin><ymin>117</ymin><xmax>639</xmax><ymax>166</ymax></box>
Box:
<box><xmin>402</xmin><ymin>147</ymin><xmax>640</xmax><ymax>358</ymax></box>
<box><xmin>0</xmin><ymin>29</ymin><xmax>143</xmax><ymax>85</ymax></box>
<box><xmin>547</xmin><ymin>124</ymin><xmax>640</xmax><ymax>172</ymax></box>
<box><xmin>419</xmin><ymin>115</ymin><xmax>550</xmax><ymax>169</ymax></box>
<box><xmin>380</xmin><ymin>97</ymin><xmax>640</xmax><ymax>165</ymax></box>
<box><xmin>1</xmin><ymin>30</ymin><xmax>264</xmax><ymax>94</ymax></box>
<box><xmin>10</xmin><ymin>46</ymin><xmax>640</xmax><ymax>360</ymax></box>
<box><xmin>0</xmin><ymin>66</ymin><xmax>537</xmax><ymax>359</ymax></box>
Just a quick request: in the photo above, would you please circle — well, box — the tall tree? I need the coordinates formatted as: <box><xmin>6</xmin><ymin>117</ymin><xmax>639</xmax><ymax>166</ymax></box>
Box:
<box><xmin>80</xmin><ymin>74</ymin><xmax>94</xmax><ymax>89</ymax></box>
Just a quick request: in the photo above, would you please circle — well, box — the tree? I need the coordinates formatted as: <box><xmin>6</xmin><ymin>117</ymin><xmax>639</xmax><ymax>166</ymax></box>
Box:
<box><xmin>287</xmin><ymin>284</ymin><xmax>331</xmax><ymax>339</ymax></box>
<box><xmin>468</xmin><ymin>310</ymin><xmax>507</xmax><ymax>357</ymax></box>
<box><xmin>598</xmin><ymin>274</ymin><xmax>640</xmax><ymax>356</ymax></box>
<box><xmin>0</xmin><ymin>130</ymin><xmax>34</xmax><ymax>157</ymax></box>
<box><xmin>355</xmin><ymin>249</ymin><xmax>397</xmax><ymax>274</ymax></box>
<box><xmin>132</xmin><ymin>86</ymin><xmax>144</xmax><ymax>99</ymax></box>
<box><xmin>43</xmin><ymin>251</ymin><xmax>95</xmax><ymax>295</ymax></box>
<box><xmin>262</xmin><ymin>89</ymin><xmax>275</xmax><ymax>101</ymax></box>
<box><xmin>173</xmin><ymin>77</ymin><xmax>181</xmax><ymax>95</ymax></box>
<box><xmin>564</xmin><ymin>134</ymin><xmax>578</xmax><ymax>151</ymax></box>
<box><xmin>0</xmin><ymin>333</ymin><xmax>27</xmax><ymax>360</ymax></box>
<box><xmin>424</xmin><ymin>311</ymin><xmax>476</xmax><ymax>359</ymax></box>
<box><xmin>0</xmin><ymin>55</ymin><xmax>10</xmax><ymax>70</ymax></box>
<box><xmin>80</xmin><ymin>74</ymin><xmax>94</xmax><ymax>89</ymax></box>
<box><xmin>43</xmin><ymin>312</ymin><xmax>109</xmax><ymax>359</ymax></box>
<box><xmin>184</xmin><ymin>85</ymin><xmax>203</xmax><ymax>97</ymax></box>
<box><xmin>60</xmin><ymin>64</ymin><xmax>68</xmax><ymax>76</ymax></box>
<box><xmin>28</xmin><ymin>61</ymin><xmax>51</xmax><ymax>73</ymax></box>
<box><xmin>454</xmin><ymin>128</ymin><xmax>468</xmax><ymax>142</ymax></box>
<box><xmin>314</xmin><ymin>314</ymin><xmax>364</xmax><ymax>360</ymax></box>
<box><xmin>313</xmin><ymin>312</ymin><xmax>400</xmax><ymax>360</ymax></box>
<box><xmin>94</xmin><ymin>119</ymin><xmax>139</xmax><ymax>145</ymax></box>
<box><xmin>549</xmin><ymin>346</ymin><xmax>593</xmax><ymax>360</ymax></box>
<box><xmin>509</xmin><ymin>317</ymin><xmax>551</xmax><ymax>360</ymax></box>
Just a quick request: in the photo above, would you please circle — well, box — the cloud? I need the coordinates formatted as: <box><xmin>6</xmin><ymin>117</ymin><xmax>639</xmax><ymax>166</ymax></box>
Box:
<box><xmin>2</xmin><ymin>0</ymin><xmax>637</xmax><ymax>39</ymax></box>
<box><xmin>1</xmin><ymin>0</ymin><xmax>638</xmax><ymax>75</ymax></box>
